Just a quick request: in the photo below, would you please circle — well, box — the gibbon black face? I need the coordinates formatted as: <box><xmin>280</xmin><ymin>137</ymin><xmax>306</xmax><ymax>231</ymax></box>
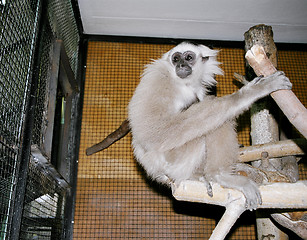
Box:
<box><xmin>171</xmin><ymin>51</ymin><xmax>196</xmax><ymax>79</ymax></box>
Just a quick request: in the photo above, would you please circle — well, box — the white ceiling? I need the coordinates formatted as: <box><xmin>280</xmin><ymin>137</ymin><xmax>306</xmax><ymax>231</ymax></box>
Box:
<box><xmin>78</xmin><ymin>0</ymin><xmax>307</xmax><ymax>43</ymax></box>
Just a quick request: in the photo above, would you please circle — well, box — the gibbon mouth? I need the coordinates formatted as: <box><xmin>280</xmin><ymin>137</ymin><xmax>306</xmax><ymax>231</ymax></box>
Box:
<box><xmin>176</xmin><ymin>66</ymin><xmax>192</xmax><ymax>79</ymax></box>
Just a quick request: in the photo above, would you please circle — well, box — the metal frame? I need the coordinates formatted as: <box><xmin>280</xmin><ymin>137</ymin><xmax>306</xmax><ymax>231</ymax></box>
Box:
<box><xmin>1</xmin><ymin>0</ymin><xmax>83</xmax><ymax>239</ymax></box>
<box><xmin>42</xmin><ymin>39</ymin><xmax>79</xmax><ymax>181</ymax></box>
<box><xmin>8</xmin><ymin>0</ymin><xmax>44</xmax><ymax>238</ymax></box>
<box><xmin>27</xmin><ymin>38</ymin><xmax>81</xmax><ymax>239</ymax></box>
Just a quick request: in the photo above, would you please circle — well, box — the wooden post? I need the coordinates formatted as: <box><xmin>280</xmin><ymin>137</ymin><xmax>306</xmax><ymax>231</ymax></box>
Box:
<box><xmin>244</xmin><ymin>24</ymin><xmax>288</xmax><ymax>240</ymax></box>
<box><xmin>245</xmin><ymin>27</ymin><xmax>307</xmax><ymax>139</ymax></box>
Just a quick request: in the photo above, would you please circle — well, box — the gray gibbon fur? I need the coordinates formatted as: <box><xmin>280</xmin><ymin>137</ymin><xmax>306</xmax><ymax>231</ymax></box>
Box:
<box><xmin>128</xmin><ymin>42</ymin><xmax>292</xmax><ymax>210</ymax></box>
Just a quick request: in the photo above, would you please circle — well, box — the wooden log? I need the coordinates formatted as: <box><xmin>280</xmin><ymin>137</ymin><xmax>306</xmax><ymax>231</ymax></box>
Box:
<box><xmin>244</xmin><ymin>24</ymin><xmax>287</xmax><ymax>240</ymax></box>
<box><xmin>172</xmin><ymin>180</ymin><xmax>307</xmax><ymax>240</ymax></box>
<box><xmin>239</xmin><ymin>138</ymin><xmax>306</xmax><ymax>162</ymax></box>
<box><xmin>245</xmin><ymin>44</ymin><xmax>307</xmax><ymax>139</ymax></box>
<box><xmin>172</xmin><ymin>180</ymin><xmax>307</xmax><ymax>210</ymax></box>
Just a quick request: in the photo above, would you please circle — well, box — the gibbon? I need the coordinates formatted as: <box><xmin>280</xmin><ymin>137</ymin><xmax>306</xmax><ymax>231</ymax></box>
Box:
<box><xmin>128</xmin><ymin>42</ymin><xmax>292</xmax><ymax>209</ymax></box>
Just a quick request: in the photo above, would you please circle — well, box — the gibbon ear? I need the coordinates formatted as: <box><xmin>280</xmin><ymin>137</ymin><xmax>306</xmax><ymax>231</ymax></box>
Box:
<box><xmin>198</xmin><ymin>44</ymin><xmax>219</xmax><ymax>58</ymax></box>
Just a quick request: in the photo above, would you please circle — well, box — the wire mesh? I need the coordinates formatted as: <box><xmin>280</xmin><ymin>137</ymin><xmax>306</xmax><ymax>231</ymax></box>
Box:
<box><xmin>19</xmin><ymin>156</ymin><xmax>67</xmax><ymax>240</ymax></box>
<box><xmin>47</xmin><ymin>0</ymin><xmax>80</xmax><ymax>77</ymax></box>
<box><xmin>32</xmin><ymin>20</ymin><xmax>53</xmax><ymax>149</ymax></box>
<box><xmin>74</xmin><ymin>41</ymin><xmax>307</xmax><ymax>239</ymax></box>
<box><xmin>44</xmin><ymin>0</ymin><xmax>80</xmax><ymax>185</ymax></box>
<box><xmin>32</xmin><ymin>0</ymin><xmax>80</xmax><ymax>152</ymax></box>
<box><xmin>20</xmin><ymin>0</ymin><xmax>80</xmax><ymax>238</ymax></box>
<box><xmin>0</xmin><ymin>0</ymin><xmax>81</xmax><ymax>239</ymax></box>
<box><xmin>0</xmin><ymin>0</ymin><xmax>39</xmax><ymax>238</ymax></box>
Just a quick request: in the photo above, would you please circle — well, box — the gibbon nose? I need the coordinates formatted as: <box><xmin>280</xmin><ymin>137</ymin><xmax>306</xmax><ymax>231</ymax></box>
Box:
<box><xmin>179</xmin><ymin>63</ymin><xmax>185</xmax><ymax>68</ymax></box>
<box><xmin>178</xmin><ymin>59</ymin><xmax>188</xmax><ymax>69</ymax></box>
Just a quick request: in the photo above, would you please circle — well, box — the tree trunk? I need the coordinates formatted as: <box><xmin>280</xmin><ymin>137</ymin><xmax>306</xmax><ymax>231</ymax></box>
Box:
<box><xmin>244</xmin><ymin>24</ymin><xmax>288</xmax><ymax>240</ymax></box>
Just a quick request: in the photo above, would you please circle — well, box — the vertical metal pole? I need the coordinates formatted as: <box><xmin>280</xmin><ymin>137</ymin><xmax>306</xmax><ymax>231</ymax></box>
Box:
<box><xmin>62</xmin><ymin>37</ymin><xmax>88</xmax><ymax>240</ymax></box>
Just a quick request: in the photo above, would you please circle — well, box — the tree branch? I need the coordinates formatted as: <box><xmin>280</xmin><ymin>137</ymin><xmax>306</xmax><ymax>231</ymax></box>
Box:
<box><xmin>245</xmin><ymin>45</ymin><xmax>307</xmax><ymax>139</ymax></box>
<box><xmin>239</xmin><ymin>138</ymin><xmax>306</xmax><ymax>162</ymax></box>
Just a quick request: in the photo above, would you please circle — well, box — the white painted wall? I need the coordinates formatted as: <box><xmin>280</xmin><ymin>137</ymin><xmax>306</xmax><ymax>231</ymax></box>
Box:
<box><xmin>78</xmin><ymin>0</ymin><xmax>307</xmax><ymax>43</ymax></box>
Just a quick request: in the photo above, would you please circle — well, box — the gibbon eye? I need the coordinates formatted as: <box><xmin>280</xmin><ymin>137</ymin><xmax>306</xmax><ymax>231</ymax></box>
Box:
<box><xmin>172</xmin><ymin>52</ymin><xmax>182</xmax><ymax>65</ymax></box>
<box><xmin>185</xmin><ymin>54</ymin><xmax>193</xmax><ymax>61</ymax></box>
<box><xmin>183</xmin><ymin>51</ymin><xmax>196</xmax><ymax>62</ymax></box>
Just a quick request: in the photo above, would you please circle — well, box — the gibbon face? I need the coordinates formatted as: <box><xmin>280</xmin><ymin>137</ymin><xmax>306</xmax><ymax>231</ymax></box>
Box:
<box><xmin>171</xmin><ymin>50</ymin><xmax>196</xmax><ymax>79</ymax></box>
<box><xmin>162</xmin><ymin>42</ymin><xmax>223</xmax><ymax>88</ymax></box>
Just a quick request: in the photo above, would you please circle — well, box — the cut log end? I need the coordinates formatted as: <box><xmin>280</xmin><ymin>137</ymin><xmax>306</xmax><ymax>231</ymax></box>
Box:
<box><xmin>245</xmin><ymin>45</ymin><xmax>277</xmax><ymax>76</ymax></box>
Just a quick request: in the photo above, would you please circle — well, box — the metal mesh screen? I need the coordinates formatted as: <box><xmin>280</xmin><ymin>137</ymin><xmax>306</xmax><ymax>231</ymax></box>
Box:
<box><xmin>19</xmin><ymin>156</ymin><xmax>67</xmax><ymax>240</ymax></box>
<box><xmin>74</xmin><ymin>41</ymin><xmax>307</xmax><ymax>239</ymax></box>
<box><xmin>0</xmin><ymin>0</ymin><xmax>81</xmax><ymax>239</ymax></box>
<box><xmin>47</xmin><ymin>0</ymin><xmax>80</xmax><ymax>77</ymax></box>
<box><xmin>32</xmin><ymin>21</ymin><xmax>53</xmax><ymax>149</ymax></box>
<box><xmin>32</xmin><ymin>0</ymin><xmax>80</xmax><ymax>154</ymax></box>
<box><xmin>0</xmin><ymin>0</ymin><xmax>40</xmax><ymax>238</ymax></box>
<box><xmin>20</xmin><ymin>0</ymin><xmax>80</xmax><ymax>238</ymax></box>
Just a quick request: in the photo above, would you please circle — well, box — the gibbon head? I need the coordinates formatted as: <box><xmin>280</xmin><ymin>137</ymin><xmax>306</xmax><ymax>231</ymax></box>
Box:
<box><xmin>162</xmin><ymin>42</ymin><xmax>223</xmax><ymax>87</ymax></box>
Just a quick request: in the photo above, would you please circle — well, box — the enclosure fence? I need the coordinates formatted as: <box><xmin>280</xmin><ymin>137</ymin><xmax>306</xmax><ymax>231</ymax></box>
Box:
<box><xmin>0</xmin><ymin>0</ymin><xmax>81</xmax><ymax>239</ymax></box>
